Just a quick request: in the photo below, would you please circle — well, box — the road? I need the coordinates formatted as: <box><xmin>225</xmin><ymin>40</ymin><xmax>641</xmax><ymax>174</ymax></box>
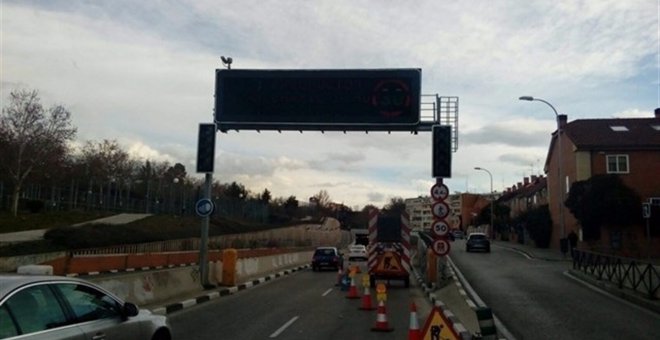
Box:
<box><xmin>450</xmin><ymin>239</ymin><xmax>660</xmax><ymax>339</ymax></box>
<box><xmin>169</xmin><ymin>264</ymin><xmax>426</xmax><ymax>339</ymax></box>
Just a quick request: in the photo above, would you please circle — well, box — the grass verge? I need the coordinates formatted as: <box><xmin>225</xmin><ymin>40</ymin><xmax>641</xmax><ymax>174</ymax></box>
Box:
<box><xmin>0</xmin><ymin>211</ymin><xmax>113</xmax><ymax>233</ymax></box>
<box><xmin>1</xmin><ymin>213</ymin><xmax>321</xmax><ymax>256</ymax></box>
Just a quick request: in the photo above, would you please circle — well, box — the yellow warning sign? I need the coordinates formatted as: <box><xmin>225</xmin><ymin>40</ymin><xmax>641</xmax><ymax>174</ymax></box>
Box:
<box><xmin>421</xmin><ymin>306</ymin><xmax>460</xmax><ymax>340</ymax></box>
<box><xmin>375</xmin><ymin>251</ymin><xmax>402</xmax><ymax>272</ymax></box>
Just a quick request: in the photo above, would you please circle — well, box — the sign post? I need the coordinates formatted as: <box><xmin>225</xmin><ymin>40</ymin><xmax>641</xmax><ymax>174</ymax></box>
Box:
<box><xmin>196</xmin><ymin>123</ymin><xmax>216</xmax><ymax>289</ymax></box>
<box><xmin>199</xmin><ymin>173</ymin><xmax>213</xmax><ymax>288</ymax></box>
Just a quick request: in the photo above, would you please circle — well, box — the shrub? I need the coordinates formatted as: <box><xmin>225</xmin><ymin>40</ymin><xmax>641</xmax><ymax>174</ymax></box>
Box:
<box><xmin>44</xmin><ymin>224</ymin><xmax>154</xmax><ymax>249</ymax></box>
<box><xmin>516</xmin><ymin>205</ymin><xmax>552</xmax><ymax>248</ymax></box>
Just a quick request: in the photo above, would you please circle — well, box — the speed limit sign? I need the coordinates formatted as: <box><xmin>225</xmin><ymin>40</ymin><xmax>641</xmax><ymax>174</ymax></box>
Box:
<box><xmin>432</xmin><ymin>238</ymin><xmax>451</xmax><ymax>256</ymax></box>
<box><xmin>432</xmin><ymin>220</ymin><xmax>450</xmax><ymax>238</ymax></box>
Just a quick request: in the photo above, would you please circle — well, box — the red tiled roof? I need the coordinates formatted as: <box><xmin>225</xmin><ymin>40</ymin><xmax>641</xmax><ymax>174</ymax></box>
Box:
<box><xmin>564</xmin><ymin>118</ymin><xmax>660</xmax><ymax>150</ymax></box>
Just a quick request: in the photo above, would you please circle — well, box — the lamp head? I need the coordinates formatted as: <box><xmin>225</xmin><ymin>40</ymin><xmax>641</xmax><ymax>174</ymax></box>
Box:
<box><xmin>519</xmin><ymin>96</ymin><xmax>534</xmax><ymax>101</ymax></box>
<box><xmin>474</xmin><ymin>167</ymin><xmax>482</xmax><ymax>170</ymax></box>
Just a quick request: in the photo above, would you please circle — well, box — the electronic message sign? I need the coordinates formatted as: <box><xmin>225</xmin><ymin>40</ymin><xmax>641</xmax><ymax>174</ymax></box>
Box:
<box><xmin>215</xmin><ymin>69</ymin><xmax>421</xmax><ymax>132</ymax></box>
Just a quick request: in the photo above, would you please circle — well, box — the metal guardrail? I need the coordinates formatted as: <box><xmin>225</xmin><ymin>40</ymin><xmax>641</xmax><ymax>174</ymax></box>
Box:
<box><xmin>572</xmin><ymin>249</ymin><xmax>660</xmax><ymax>299</ymax></box>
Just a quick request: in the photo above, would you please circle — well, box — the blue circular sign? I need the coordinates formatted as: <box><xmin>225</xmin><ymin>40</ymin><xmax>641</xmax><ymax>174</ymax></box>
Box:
<box><xmin>195</xmin><ymin>199</ymin><xmax>215</xmax><ymax>217</ymax></box>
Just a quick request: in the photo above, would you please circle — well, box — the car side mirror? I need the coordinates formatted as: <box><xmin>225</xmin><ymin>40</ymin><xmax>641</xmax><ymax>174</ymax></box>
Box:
<box><xmin>122</xmin><ymin>302</ymin><xmax>139</xmax><ymax>319</ymax></box>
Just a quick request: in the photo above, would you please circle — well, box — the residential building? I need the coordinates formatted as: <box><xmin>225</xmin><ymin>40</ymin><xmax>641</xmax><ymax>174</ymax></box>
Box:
<box><xmin>447</xmin><ymin>193</ymin><xmax>463</xmax><ymax>230</ymax></box>
<box><xmin>503</xmin><ymin>175</ymin><xmax>548</xmax><ymax>218</ymax></box>
<box><xmin>497</xmin><ymin>175</ymin><xmax>548</xmax><ymax>244</ymax></box>
<box><xmin>404</xmin><ymin>196</ymin><xmax>433</xmax><ymax>231</ymax></box>
<box><xmin>458</xmin><ymin>193</ymin><xmax>493</xmax><ymax>232</ymax></box>
<box><xmin>405</xmin><ymin>192</ymin><xmax>475</xmax><ymax>232</ymax></box>
<box><xmin>544</xmin><ymin>110</ymin><xmax>660</xmax><ymax>256</ymax></box>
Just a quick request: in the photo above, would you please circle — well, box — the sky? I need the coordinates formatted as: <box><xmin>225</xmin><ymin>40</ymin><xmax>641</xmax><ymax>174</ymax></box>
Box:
<box><xmin>1</xmin><ymin>0</ymin><xmax>658</xmax><ymax>210</ymax></box>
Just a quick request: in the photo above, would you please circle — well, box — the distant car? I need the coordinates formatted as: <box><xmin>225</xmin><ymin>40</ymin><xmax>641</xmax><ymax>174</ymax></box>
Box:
<box><xmin>347</xmin><ymin>244</ymin><xmax>368</xmax><ymax>261</ymax></box>
<box><xmin>466</xmin><ymin>232</ymin><xmax>491</xmax><ymax>252</ymax></box>
<box><xmin>450</xmin><ymin>229</ymin><xmax>465</xmax><ymax>240</ymax></box>
<box><xmin>0</xmin><ymin>274</ymin><xmax>171</xmax><ymax>340</ymax></box>
<box><xmin>311</xmin><ymin>247</ymin><xmax>342</xmax><ymax>271</ymax></box>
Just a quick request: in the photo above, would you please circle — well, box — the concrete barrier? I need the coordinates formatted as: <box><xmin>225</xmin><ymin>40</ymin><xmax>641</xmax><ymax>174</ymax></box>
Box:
<box><xmin>85</xmin><ymin>250</ymin><xmax>313</xmax><ymax>307</ymax></box>
<box><xmin>0</xmin><ymin>252</ymin><xmax>66</xmax><ymax>272</ymax></box>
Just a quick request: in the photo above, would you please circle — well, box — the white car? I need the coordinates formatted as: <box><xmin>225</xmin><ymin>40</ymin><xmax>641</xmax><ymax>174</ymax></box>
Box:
<box><xmin>347</xmin><ymin>244</ymin><xmax>368</xmax><ymax>261</ymax></box>
<box><xmin>0</xmin><ymin>274</ymin><xmax>171</xmax><ymax>340</ymax></box>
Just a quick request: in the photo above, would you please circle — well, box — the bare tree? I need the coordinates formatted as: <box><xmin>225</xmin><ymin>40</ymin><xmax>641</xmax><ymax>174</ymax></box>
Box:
<box><xmin>382</xmin><ymin>197</ymin><xmax>407</xmax><ymax>216</ymax></box>
<box><xmin>313</xmin><ymin>189</ymin><xmax>331</xmax><ymax>209</ymax></box>
<box><xmin>0</xmin><ymin>89</ymin><xmax>77</xmax><ymax>216</ymax></box>
<box><xmin>79</xmin><ymin>139</ymin><xmax>131</xmax><ymax>209</ymax></box>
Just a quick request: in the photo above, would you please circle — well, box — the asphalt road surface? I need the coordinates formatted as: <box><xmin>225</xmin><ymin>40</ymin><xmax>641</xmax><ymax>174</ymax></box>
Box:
<box><xmin>169</xmin><ymin>263</ymin><xmax>425</xmax><ymax>339</ymax></box>
<box><xmin>450</xmin><ymin>240</ymin><xmax>660</xmax><ymax>340</ymax></box>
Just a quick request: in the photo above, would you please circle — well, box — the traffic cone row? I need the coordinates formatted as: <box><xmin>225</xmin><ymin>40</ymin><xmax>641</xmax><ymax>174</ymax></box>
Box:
<box><xmin>335</xmin><ymin>272</ymin><xmax>420</xmax><ymax>336</ymax></box>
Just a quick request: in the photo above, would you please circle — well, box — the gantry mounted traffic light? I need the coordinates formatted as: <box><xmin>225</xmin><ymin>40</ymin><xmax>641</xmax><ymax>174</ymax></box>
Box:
<box><xmin>432</xmin><ymin>125</ymin><xmax>452</xmax><ymax>178</ymax></box>
<box><xmin>196</xmin><ymin>123</ymin><xmax>217</xmax><ymax>173</ymax></box>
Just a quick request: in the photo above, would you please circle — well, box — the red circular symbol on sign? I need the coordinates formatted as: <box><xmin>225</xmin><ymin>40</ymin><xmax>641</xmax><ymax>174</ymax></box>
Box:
<box><xmin>371</xmin><ymin>80</ymin><xmax>411</xmax><ymax>118</ymax></box>
<box><xmin>432</xmin><ymin>220</ymin><xmax>450</xmax><ymax>238</ymax></box>
<box><xmin>432</xmin><ymin>239</ymin><xmax>451</xmax><ymax>256</ymax></box>
<box><xmin>432</xmin><ymin>201</ymin><xmax>450</xmax><ymax>219</ymax></box>
<box><xmin>431</xmin><ymin>183</ymin><xmax>449</xmax><ymax>201</ymax></box>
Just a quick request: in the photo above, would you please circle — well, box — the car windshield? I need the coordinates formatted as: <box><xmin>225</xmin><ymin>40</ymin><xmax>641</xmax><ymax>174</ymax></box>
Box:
<box><xmin>470</xmin><ymin>234</ymin><xmax>487</xmax><ymax>240</ymax></box>
<box><xmin>314</xmin><ymin>249</ymin><xmax>335</xmax><ymax>256</ymax></box>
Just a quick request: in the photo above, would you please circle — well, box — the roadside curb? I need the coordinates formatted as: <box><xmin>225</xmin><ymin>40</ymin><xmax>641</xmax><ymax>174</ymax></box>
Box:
<box><xmin>150</xmin><ymin>264</ymin><xmax>310</xmax><ymax>315</ymax></box>
<box><xmin>446</xmin><ymin>264</ymin><xmax>477</xmax><ymax>310</ymax></box>
<box><xmin>66</xmin><ymin>262</ymin><xmax>198</xmax><ymax>277</ymax></box>
<box><xmin>413</xmin><ymin>268</ymin><xmax>473</xmax><ymax>339</ymax></box>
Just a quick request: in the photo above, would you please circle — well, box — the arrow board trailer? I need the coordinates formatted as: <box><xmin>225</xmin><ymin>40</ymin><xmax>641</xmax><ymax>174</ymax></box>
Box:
<box><xmin>367</xmin><ymin>212</ymin><xmax>412</xmax><ymax>288</ymax></box>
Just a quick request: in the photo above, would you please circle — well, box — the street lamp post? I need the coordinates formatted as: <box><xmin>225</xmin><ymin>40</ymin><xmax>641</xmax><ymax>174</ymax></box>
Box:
<box><xmin>474</xmin><ymin>167</ymin><xmax>494</xmax><ymax>240</ymax></box>
<box><xmin>519</xmin><ymin>96</ymin><xmax>566</xmax><ymax>252</ymax></box>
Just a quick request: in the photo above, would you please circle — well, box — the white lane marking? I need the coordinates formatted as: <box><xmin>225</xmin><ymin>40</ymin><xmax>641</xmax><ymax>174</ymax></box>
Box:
<box><xmin>497</xmin><ymin>245</ymin><xmax>533</xmax><ymax>260</ymax></box>
<box><xmin>269</xmin><ymin>316</ymin><xmax>299</xmax><ymax>338</ymax></box>
<box><xmin>322</xmin><ymin>288</ymin><xmax>333</xmax><ymax>297</ymax></box>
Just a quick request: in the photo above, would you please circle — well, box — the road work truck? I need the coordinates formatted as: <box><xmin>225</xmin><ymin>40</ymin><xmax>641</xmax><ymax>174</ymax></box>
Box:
<box><xmin>367</xmin><ymin>210</ymin><xmax>412</xmax><ymax>287</ymax></box>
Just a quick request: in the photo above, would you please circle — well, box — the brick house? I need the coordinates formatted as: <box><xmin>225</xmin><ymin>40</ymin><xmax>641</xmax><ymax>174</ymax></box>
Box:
<box><xmin>495</xmin><ymin>175</ymin><xmax>548</xmax><ymax>244</ymax></box>
<box><xmin>544</xmin><ymin>110</ymin><xmax>660</xmax><ymax>257</ymax></box>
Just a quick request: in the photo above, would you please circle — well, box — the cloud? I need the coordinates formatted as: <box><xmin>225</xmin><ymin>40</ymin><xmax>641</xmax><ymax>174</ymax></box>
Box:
<box><xmin>461</xmin><ymin>119</ymin><xmax>554</xmax><ymax>147</ymax></box>
<box><xmin>2</xmin><ymin>0</ymin><xmax>655</xmax><ymax>208</ymax></box>
<box><xmin>126</xmin><ymin>141</ymin><xmax>176</xmax><ymax>163</ymax></box>
<box><xmin>308</xmin><ymin>151</ymin><xmax>366</xmax><ymax>172</ymax></box>
<box><xmin>367</xmin><ymin>192</ymin><xmax>385</xmax><ymax>204</ymax></box>
<box><xmin>610</xmin><ymin>108</ymin><xmax>655</xmax><ymax>118</ymax></box>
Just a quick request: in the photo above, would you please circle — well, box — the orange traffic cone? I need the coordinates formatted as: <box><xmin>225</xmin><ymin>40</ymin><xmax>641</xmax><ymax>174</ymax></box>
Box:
<box><xmin>371</xmin><ymin>300</ymin><xmax>394</xmax><ymax>332</ymax></box>
<box><xmin>346</xmin><ymin>276</ymin><xmax>360</xmax><ymax>299</ymax></box>
<box><xmin>408</xmin><ymin>302</ymin><xmax>421</xmax><ymax>340</ymax></box>
<box><xmin>358</xmin><ymin>286</ymin><xmax>375</xmax><ymax>310</ymax></box>
<box><xmin>335</xmin><ymin>267</ymin><xmax>343</xmax><ymax>286</ymax></box>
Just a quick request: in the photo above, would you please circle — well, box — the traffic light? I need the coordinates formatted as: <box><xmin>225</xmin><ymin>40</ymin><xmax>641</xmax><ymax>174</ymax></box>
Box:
<box><xmin>432</xmin><ymin>125</ymin><xmax>452</xmax><ymax>178</ymax></box>
<box><xmin>196</xmin><ymin>123</ymin><xmax>217</xmax><ymax>173</ymax></box>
